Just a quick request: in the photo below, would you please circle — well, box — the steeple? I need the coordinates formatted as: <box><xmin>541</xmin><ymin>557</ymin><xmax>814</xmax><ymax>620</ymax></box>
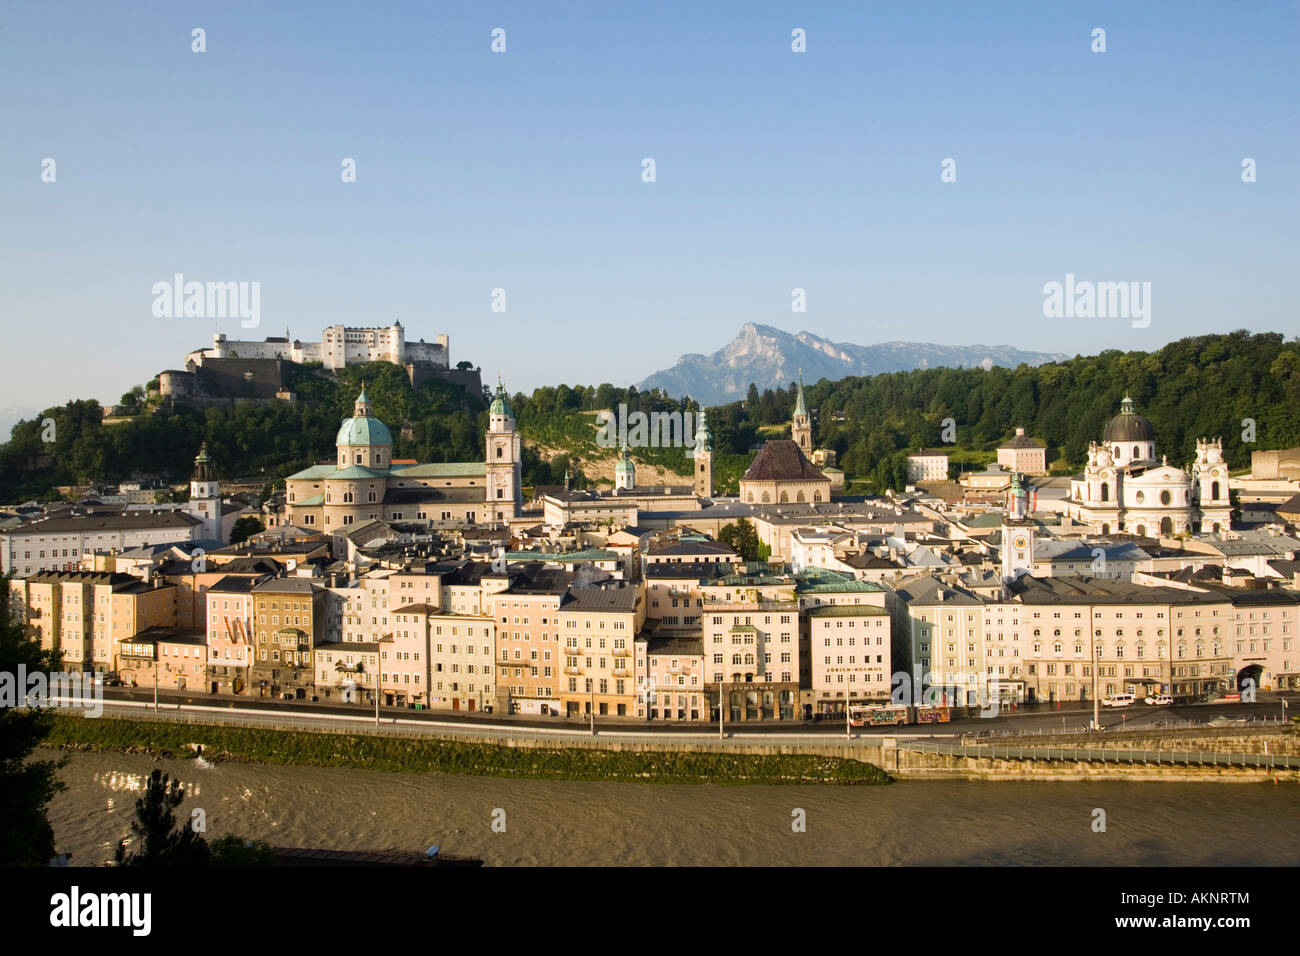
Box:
<box><xmin>353</xmin><ymin>384</ymin><xmax>372</xmax><ymax>418</ymax></box>
<box><xmin>791</xmin><ymin>370</ymin><xmax>812</xmax><ymax>457</ymax></box>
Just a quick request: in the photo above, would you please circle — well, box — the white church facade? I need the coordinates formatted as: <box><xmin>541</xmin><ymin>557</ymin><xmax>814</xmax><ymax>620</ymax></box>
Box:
<box><xmin>1064</xmin><ymin>397</ymin><xmax>1232</xmax><ymax>536</ymax></box>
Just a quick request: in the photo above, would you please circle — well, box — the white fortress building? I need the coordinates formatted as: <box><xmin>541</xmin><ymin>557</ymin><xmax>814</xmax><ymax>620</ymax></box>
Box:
<box><xmin>185</xmin><ymin>321</ymin><xmax>449</xmax><ymax>371</ymax></box>
<box><xmin>1064</xmin><ymin>396</ymin><xmax>1232</xmax><ymax>536</ymax></box>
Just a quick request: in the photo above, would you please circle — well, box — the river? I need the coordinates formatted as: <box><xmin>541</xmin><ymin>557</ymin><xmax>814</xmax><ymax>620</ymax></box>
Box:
<box><xmin>43</xmin><ymin>750</ymin><xmax>1300</xmax><ymax>866</ymax></box>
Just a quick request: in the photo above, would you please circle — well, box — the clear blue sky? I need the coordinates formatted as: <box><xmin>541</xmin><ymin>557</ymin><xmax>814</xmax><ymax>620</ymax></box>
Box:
<box><xmin>1</xmin><ymin>0</ymin><xmax>1297</xmax><ymax>418</ymax></box>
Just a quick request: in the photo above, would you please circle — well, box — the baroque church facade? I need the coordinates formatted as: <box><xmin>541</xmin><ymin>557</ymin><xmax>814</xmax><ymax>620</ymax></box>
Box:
<box><xmin>1065</xmin><ymin>397</ymin><xmax>1232</xmax><ymax>536</ymax></box>
<box><xmin>284</xmin><ymin>382</ymin><xmax>521</xmax><ymax>530</ymax></box>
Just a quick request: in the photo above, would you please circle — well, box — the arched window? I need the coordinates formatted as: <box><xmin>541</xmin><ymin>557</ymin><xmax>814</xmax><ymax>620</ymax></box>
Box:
<box><xmin>779</xmin><ymin>491</ymin><xmax>789</xmax><ymax>503</ymax></box>
<box><xmin>813</xmin><ymin>491</ymin><xmax>822</xmax><ymax>502</ymax></box>
<box><xmin>1211</xmin><ymin>481</ymin><xmax>1220</xmax><ymax>499</ymax></box>
<box><xmin>1100</xmin><ymin>483</ymin><xmax>1109</xmax><ymax>502</ymax></box>
<box><xmin>796</xmin><ymin>490</ymin><xmax>805</xmax><ymax>503</ymax></box>
<box><xmin>1132</xmin><ymin>445</ymin><xmax>1140</xmax><ymax>459</ymax></box>
<box><xmin>761</xmin><ymin>492</ymin><xmax>770</xmax><ymax>503</ymax></box>
<box><xmin>368</xmin><ymin>492</ymin><xmax>376</xmax><ymax>503</ymax></box>
<box><xmin>496</xmin><ymin>447</ymin><xmax>503</xmax><ymax>458</ymax></box>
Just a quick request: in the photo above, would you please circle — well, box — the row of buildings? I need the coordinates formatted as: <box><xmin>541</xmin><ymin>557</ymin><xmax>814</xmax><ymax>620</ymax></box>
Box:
<box><xmin>6</xmin><ymin>384</ymin><xmax>1300</xmax><ymax>719</ymax></box>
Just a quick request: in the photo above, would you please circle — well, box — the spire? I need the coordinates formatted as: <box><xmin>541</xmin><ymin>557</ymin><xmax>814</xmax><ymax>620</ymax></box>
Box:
<box><xmin>693</xmin><ymin>408</ymin><xmax>713</xmax><ymax>453</ymax></box>
<box><xmin>794</xmin><ymin>370</ymin><xmax>808</xmax><ymax>418</ymax></box>
<box><xmin>354</xmin><ymin>384</ymin><xmax>372</xmax><ymax>418</ymax></box>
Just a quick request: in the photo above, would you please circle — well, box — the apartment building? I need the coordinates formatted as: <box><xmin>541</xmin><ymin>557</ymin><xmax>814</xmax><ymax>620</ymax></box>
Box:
<box><xmin>1010</xmin><ymin>576</ymin><xmax>1235</xmax><ymax>702</ymax></box>
<box><xmin>636</xmin><ymin>633</ymin><xmax>705</xmax><ymax>721</ymax></box>
<box><xmin>204</xmin><ymin>575</ymin><xmax>262</xmax><ymax>694</ymax></box>
<box><xmin>251</xmin><ymin>578</ymin><xmax>324</xmax><ymax>699</ymax></box>
<box><xmin>806</xmin><ymin>604</ymin><xmax>892</xmax><ymax>714</ymax></box>
<box><xmin>492</xmin><ymin>567</ymin><xmax>575</xmax><ymax>715</ymax></box>
<box><xmin>558</xmin><ymin>584</ymin><xmax>644</xmax><ymax>717</ymax></box>
<box><xmin>116</xmin><ymin>625</ymin><xmax>207</xmax><ymax>691</ymax></box>
<box><xmin>9</xmin><ymin>571</ymin><xmax>177</xmax><ymax>675</ymax></box>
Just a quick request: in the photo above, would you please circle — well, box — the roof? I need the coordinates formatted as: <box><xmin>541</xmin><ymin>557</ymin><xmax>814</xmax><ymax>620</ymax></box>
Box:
<box><xmin>646</xmin><ymin>634</ymin><xmax>704</xmax><ymax>656</ymax></box>
<box><xmin>336</xmin><ymin>415</ymin><xmax>393</xmax><ymax>447</ymax></box>
<box><xmin>561</xmin><ymin>586</ymin><xmax>639</xmax><ymax>612</ymax></box>
<box><xmin>741</xmin><ymin>440</ymin><xmax>828</xmax><ymax>483</ymax></box>
<box><xmin>806</xmin><ymin>604</ymin><xmax>890</xmax><ymax>617</ymax></box>
<box><xmin>999</xmin><ymin>433</ymin><xmax>1045</xmax><ymax>449</ymax></box>
<box><xmin>1009</xmin><ymin>574</ymin><xmax>1230</xmax><ymax>606</ymax></box>
<box><xmin>252</xmin><ymin>578</ymin><xmax>320</xmax><ymax>594</ymax></box>
<box><xmin>1102</xmin><ymin>396</ymin><xmax>1155</xmax><ymax>443</ymax></box>
<box><xmin>4</xmin><ymin>511</ymin><xmax>202</xmax><ymax>534</ymax></box>
<box><xmin>388</xmin><ymin>462</ymin><xmax>486</xmax><ymax>478</ymax></box>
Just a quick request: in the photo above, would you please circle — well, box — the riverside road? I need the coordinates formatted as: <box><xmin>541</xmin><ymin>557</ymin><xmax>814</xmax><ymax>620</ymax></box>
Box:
<box><xmin>91</xmin><ymin>685</ymin><xmax>1298</xmax><ymax>739</ymax></box>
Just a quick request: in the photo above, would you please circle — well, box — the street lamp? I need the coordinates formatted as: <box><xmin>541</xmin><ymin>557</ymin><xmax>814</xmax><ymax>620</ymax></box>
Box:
<box><xmin>1091</xmin><ymin>642</ymin><xmax>1100</xmax><ymax>732</ymax></box>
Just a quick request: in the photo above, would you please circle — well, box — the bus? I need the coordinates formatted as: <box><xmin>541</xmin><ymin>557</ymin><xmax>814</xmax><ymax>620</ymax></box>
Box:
<box><xmin>849</xmin><ymin>704</ymin><xmax>912</xmax><ymax>727</ymax></box>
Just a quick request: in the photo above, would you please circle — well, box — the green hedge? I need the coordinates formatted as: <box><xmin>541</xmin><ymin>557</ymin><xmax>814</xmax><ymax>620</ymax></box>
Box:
<box><xmin>49</xmin><ymin>715</ymin><xmax>890</xmax><ymax>786</ymax></box>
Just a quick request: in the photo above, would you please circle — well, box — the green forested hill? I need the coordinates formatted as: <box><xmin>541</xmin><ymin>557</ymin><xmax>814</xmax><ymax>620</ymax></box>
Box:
<box><xmin>3</xmin><ymin>331</ymin><xmax>1297</xmax><ymax>501</ymax></box>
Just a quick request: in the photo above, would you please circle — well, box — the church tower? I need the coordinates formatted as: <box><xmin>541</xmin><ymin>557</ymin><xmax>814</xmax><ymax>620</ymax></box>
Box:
<box><xmin>485</xmin><ymin>379</ymin><xmax>522</xmax><ymax>521</ymax></box>
<box><xmin>1001</xmin><ymin>472</ymin><xmax>1035</xmax><ymax>581</ymax></box>
<box><xmin>1193</xmin><ymin>437</ymin><xmax>1232</xmax><ymax>534</ymax></box>
<box><xmin>692</xmin><ymin>409</ymin><xmax>713</xmax><ymax>499</ymax></box>
<box><xmin>614</xmin><ymin>445</ymin><xmax>635</xmax><ymax>491</ymax></box>
<box><xmin>791</xmin><ymin>372</ymin><xmax>812</xmax><ymax>458</ymax></box>
<box><xmin>189</xmin><ymin>442</ymin><xmax>222</xmax><ymax>541</ymax></box>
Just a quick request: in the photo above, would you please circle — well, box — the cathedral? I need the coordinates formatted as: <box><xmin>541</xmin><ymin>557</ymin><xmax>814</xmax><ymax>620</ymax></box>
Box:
<box><xmin>283</xmin><ymin>382</ymin><xmax>521</xmax><ymax>530</ymax></box>
<box><xmin>1065</xmin><ymin>397</ymin><xmax>1232</xmax><ymax>536</ymax></box>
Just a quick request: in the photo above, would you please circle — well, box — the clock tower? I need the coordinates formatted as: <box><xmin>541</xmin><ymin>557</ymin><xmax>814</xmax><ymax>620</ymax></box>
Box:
<box><xmin>1001</xmin><ymin>472</ymin><xmax>1035</xmax><ymax>581</ymax></box>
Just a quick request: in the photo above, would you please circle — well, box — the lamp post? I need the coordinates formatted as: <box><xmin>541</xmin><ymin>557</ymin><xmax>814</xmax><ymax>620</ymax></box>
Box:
<box><xmin>1092</xmin><ymin>642</ymin><xmax>1100</xmax><ymax>732</ymax></box>
<box><xmin>589</xmin><ymin>682</ymin><xmax>595</xmax><ymax>737</ymax></box>
<box><xmin>153</xmin><ymin>670</ymin><xmax>158</xmax><ymax>712</ymax></box>
<box><xmin>845</xmin><ymin>696</ymin><xmax>852</xmax><ymax>741</ymax></box>
<box><xmin>718</xmin><ymin>680</ymin><xmax>726</xmax><ymax>740</ymax></box>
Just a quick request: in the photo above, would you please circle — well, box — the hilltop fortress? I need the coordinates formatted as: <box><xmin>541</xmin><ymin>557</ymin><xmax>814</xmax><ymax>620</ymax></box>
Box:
<box><xmin>158</xmin><ymin>321</ymin><xmax>480</xmax><ymax>409</ymax></box>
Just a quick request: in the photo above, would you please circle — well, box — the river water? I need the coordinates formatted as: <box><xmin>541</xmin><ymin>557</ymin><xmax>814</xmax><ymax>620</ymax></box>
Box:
<box><xmin>43</xmin><ymin>750</ymin><xmax>1300</xmax><ymax>866</ymax></box>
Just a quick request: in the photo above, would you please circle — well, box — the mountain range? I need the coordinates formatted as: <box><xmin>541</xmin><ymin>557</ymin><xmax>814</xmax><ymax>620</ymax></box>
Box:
<box><xmin>636</xmin><ymin>323</ymin><xmax>1070</xmax><ymax>404</ymax></box>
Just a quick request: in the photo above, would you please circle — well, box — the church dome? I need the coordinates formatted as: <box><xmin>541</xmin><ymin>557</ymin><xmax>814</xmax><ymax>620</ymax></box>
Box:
<box><xmin>1102</xmin><ymin>396</ymin><xmax>1155</xmax><ymax>443</ymax></box>
<box><xmin>489</xmin><ymin>380</ymin><xmax>514</xmax><ymax>418</ymax></box>
<box><xmin>336</xmin><ymin>416</ymin><xmax>392</xmax><ymax>447</ymax></box>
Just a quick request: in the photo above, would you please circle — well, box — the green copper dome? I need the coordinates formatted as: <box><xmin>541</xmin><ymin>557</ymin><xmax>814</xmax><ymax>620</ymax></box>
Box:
<box><xmin>489</xmin><ymin>379</ymin><xmax>514</xmax><ymax>418</ymax></box>
<box><xmin>336</xmin><ymin>416</ymin><xmax>393</xmax><ymax>447</ymax></box>
<box><xmin>615</xmin><ymin>446</ymin><xmax>634</xmax><ymax>474</ymax></box>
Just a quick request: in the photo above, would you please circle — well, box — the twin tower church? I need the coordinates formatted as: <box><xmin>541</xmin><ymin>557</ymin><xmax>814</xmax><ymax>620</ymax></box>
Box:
<box><xmin>283</xmin><ymin>383</ymin><xmax>522</xmax><ymax>529</ymax></box>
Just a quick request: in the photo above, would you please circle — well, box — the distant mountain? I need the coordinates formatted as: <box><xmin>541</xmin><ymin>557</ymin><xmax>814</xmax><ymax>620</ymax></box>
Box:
<box><xmin>637</xmin><ymin>323</ymin><xmax>1070</xmax><ymax>405</ymax></box>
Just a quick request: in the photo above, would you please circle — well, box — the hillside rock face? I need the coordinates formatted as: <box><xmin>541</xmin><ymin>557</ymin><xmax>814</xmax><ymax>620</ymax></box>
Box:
<box><xmin>638</xmin><ymin>323</ymin><xmax>1068</xmax><ymax>404</ymax></box>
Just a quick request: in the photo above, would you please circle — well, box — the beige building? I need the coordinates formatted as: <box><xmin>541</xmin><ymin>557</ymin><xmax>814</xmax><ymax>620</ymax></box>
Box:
<box><xmin>559</xmin><ymin>585</ymin><xmax>644</xmax><ymax>717</ymax></box>
<box><xmin>637</xmin><ymin>633</ymin><xmax>706</xmax><ymax>720</ymax></box>
<box><xmin>284</xmin><ymin>383</ymin><xmax>521</xmax><ymax>530</ymax></box>
<box><xmin>807</xmin><ymin>604</ymin><xmax>892</xmax><ymax>714</ymax></box>
<box><xmin>738</xmin><ymin>440</ymin><xmax>831</xmax><ymax>507</ymax></box>
<box><xmin>1011</xmin><ymin>575</ymin><xmax>1234</xmax><ymax>702</ymax></box>
<box><xmin>9</xmin><ymin>571</ymin><xmax>177</xmax><ymax>675</ymax></box>
<box><xmin>116</xmin><ymin>626</ymin><xmax>207</xmax><ymax>691</ymax></box>
<box><xmin>997</xmin><ymin>428</ymin><xmax>1048</xmax><ymax>475</ymax></box>
<box><xmin>251</xmin><ymin>578</ymin><xmax>324</xmax><ymax>699</ymax></box>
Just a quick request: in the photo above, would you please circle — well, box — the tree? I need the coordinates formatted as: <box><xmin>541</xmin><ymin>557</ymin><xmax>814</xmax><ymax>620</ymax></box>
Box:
<box><xmin>0</xmin><ymin>574</ymin><xmax>67</xmax><ymax>865</ymax></box>
<box><xmin>209</xmin><ymin>834</ymin><xmax>277</xmax><ymax>866</ymax></box>
<box><xmin>115</xmin><ymin>769</ymin><xmax>210</xmax><ymax>866</ymax></box>
<box><xmin>719</xmin><ymin>518</ymin><xmax>762</xmax><ymax>562</ymax></box>
<box><xmin>229</xmin><ymin>516</ymin><xmax>265</xmax><ymax>545</ymax></box>
<box><xmin>456</xmin><ymin>361</ymin><xmax>474</xmax><ymax>370</ymax></box>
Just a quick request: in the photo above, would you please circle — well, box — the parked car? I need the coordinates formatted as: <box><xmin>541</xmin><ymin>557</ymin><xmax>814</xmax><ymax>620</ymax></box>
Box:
<box><xmin>1101</xmin><ymin>693</ymin><xmax>1136</xmax><ymax>707</ymax></box>
<box><xmin>1144</xmin><ymin>694</ymin><xmax>1174</xmax><ymax>706</ymax></box>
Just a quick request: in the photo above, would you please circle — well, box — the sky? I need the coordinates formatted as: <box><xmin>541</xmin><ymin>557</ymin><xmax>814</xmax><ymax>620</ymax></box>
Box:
<box><xmin>1</xmin><ymin>0</ymin><xmax>1297</xmax><ymax>421</ymax></box>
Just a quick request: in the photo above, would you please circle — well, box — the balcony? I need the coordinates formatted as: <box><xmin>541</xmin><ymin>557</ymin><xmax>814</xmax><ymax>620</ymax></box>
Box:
<box><xmin>563</xmin><ymin>666</ymin><xmax>582</xmax><ymax>675</ymax></box>
<box><xmin>612</xmin><ymin>647</ymin><xmax>631</xmax><ymax>658</ymax></box>
<box><xmin>613</xmin><ymin>668</ymin><xmax>632</xmax><ymax>678</ymax></box>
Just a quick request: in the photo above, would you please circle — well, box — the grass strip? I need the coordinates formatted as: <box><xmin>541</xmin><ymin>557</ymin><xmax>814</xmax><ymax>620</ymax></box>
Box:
<box><xmin>47</xmin><ymin>714</ymin><xmax>891</xmax><ymax>786</ymax></box>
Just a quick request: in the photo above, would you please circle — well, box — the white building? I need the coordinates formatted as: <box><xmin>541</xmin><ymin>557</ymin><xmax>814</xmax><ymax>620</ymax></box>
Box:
<box><xmin>907</xmin><ymin>450</ymin><xmax>950</xmax><ymax>482</ymax></box>
<box><xmin>185</xmin><ymin>321</ymin><xmax>449</xmax><ymax>372</ymax></box>
<box><xmin>1065</xmin><ymin>397</ymin><xmax>1232</xmax><ymax>536</ymax></box>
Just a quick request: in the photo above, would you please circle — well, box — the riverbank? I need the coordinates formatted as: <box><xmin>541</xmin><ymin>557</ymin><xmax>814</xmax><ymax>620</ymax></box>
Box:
<box><xmin>47</xmin><ymin>714</ymin><xmax>892</xmax><ymax>786</ymax></box>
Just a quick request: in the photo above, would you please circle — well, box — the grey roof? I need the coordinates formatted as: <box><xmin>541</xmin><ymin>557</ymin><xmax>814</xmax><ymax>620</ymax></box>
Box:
<box><xmin>562</xmin><ymin>586</ymin><xmax>640</xmax><ymax>612</ymax></box>
<box><xmin>252</xmin><ymin>578</ymin><xmax>320</xmax><ymax>594</ymax></box>
<box><xmin>646</xmin><ymin>634</ymin><xmax>704</xmax><ymax>656</ymax></box>
<box><xmin>4</xmin><ymin>511</ymin><xmax>202</xmax><ymax>534</ymax></box>
<box><xmin>1009</xmin><ymin>574</ymin><xmax>1229</xmax><ymax>605</ymax></box>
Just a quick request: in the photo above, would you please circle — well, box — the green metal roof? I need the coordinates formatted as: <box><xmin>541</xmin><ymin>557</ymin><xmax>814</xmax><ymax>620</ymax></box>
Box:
<box><xmin>328</xmin><ymin>465</ymin><xmax>388</xmax><ymax>479</ymax></box>
<box><xmin>286</xmin><ymin>464</ymin><xmax>338</xmax><ymax>481</ymax></box>
<box><xmin>336</xmin><ymin>415</ymin><xmax>393</xmax><ymax>447</ymax></box>
<box><xmin>295</xmin><ymin>494</ymin><xmax>325</xmax><ymax>507</ymax></box>
<box><xmin>806</xmin><ymin>604</ymin><xmax>890</xmax><ymax>617</ymax></box>
<box><xmin>389</xmin><ymin>462</ymin><xmax>486</xmax><ymax>477</ymax></box>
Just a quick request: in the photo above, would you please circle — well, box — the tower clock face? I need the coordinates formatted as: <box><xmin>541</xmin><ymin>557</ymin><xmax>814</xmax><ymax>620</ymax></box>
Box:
<box><xmin>1012</xmin><ymin>535</ymin><xmax>1029</xmax><ymax>551</ymax></box>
